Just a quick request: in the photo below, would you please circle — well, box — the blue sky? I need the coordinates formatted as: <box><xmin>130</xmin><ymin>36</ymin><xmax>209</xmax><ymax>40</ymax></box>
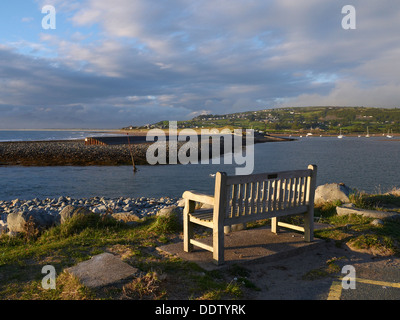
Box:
<box><xmin>1</xmin><ymin>0</ymin><xmax>400</xmax><ymax>128</ymax></box>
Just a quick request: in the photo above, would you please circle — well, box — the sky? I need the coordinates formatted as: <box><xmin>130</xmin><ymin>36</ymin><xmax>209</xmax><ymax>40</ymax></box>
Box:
<box><xmin>0</xmin><ymin>0</ymin><xmax>400</xmax><ymax>129</ymax></box>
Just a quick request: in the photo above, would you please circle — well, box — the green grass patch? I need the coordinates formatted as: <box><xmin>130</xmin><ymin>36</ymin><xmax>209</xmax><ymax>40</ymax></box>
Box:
<box><xmin>314</xmin><ymin>192</ymin><xmax>400</xmax><ymax>255</ymax></box>
<box><xmin>349</xmin><ymin>191</ymin><xmax>400</xmax><ymax>212</ymax></box>
<box><xmin>0</xmin><ymin>212</ymin><xmax>247</xmax><ymax>300</ymax></box>
<box><xmin>1</xmin><ymin>189</ymin><xmax>400</xmax><ymax>300</ymax></box>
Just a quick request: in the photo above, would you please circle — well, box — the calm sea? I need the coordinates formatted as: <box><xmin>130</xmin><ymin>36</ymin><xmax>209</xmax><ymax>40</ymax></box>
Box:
<box><xmin>0</xmin><ymin>130</ymin><xmax>119</xmax><ymax>142</ymax></box>
<box><xmin>0</xmin><ymin>131</ymin><xmax>399</xmax><ymax>200</ymax></box>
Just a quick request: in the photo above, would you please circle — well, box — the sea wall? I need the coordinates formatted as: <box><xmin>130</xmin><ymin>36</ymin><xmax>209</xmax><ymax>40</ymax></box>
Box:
<box><xmin>0</xmin><ymin>133</ymin><xmax>284</xmax><ymax>166</ymax></box>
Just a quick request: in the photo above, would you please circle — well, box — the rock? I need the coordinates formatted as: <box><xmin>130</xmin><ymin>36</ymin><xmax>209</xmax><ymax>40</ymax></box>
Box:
<box><xmin>0</xmin><ymin>220</ymin><xmax>8</xmax><ymax>234</ymax></box>
<box><xmin>201</xmin><ymin>203</ymin><xmax>214</xmax><ymax>210</ymax></box>
<box><xmin>157</xmin><ymin>205</ymin><xmax>181</xmax><ymax>218</ymax></box>
<box><xmin>7</xmin><ymin>210</ymin><xmax>57</xmax><ymax>234</ymax></box>
<box><xmin>371</xmin><ymin>219</ymin><xmax>384</xmax><ymax>226</ymax></box>
<box><xmin>112</xmin><ymin>212</ymin><xmax>141</xmax><ymax>223</ymax></box>
<box><xmin>176</xmin><ymin>198</ymin><xmax>185</xmax><ymax>207</ymax></box>
<box><xmin>154</xmin><ymin>205</ymin><xmax>183</xmax><ymax>230</ymax></box>
<box><xmin>11</xmin><ymin>199</ymin><xmax>20</xmax><ymax>207</ymax></box>
<box><xmin>224</xmin><ymin>223</ymin><xmax>247</xmax><ymax>234</ymax></box>
<box><xmin>65</xmin><ymin>252</ymin><xmax>138</xmax><ymax>288</ymax></box>
<box><xmin>123</xmin><ymin>204</ymin><xmax>133</xmax><ymax>212</ymax></box>
<box><xmin>314</xmin><ymin>183</ymin><xmax>353</xmax><ymax>205</ymax></box>
<box><xmin>336</xmin><ymin>204</ymin><xmax>399</xmax><ymax>219</ymax></box>
<box><xmin>59</xmin><ymin>205</ymin><xmax>93</xmax><ymax>224</ymax></box>
<box><xmin>94</xmin><ymin>204</ymin><xmax>107</xmax><ymax>213</ymax></box>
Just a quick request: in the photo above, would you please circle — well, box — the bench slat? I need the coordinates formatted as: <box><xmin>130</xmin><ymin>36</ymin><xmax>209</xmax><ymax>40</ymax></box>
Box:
<box><xmin>231</xmin><ymin>186</ymin><xmax>236</xmax><ymax>218</ymax></box>
<box><xmin>189</xmin><ymin>202</ymin><xmax>311</xmax><ymax>224</ymax></box>
<box><xmin>226</xmin><ymin>169</ymin><xmax>311</xmax><ymax>185</ymax></box>
<box><xmin>303</xmin><ymin>175</ymin><xmax>309</xmax><ymax>205</ymax></box>
<box><xmin>224</xmin><ymin>205</ymin><xmax>310</xmax><ymax>225</ymax></box>
<box><xmin>190</xmin><ymin>210</ymin><xmax>213</xmax><ymax>221</ymax></box>
<box><xmin>190</xmin><ymin>239</ymin><xmax>213</xmax><ymax>252</ymax></box>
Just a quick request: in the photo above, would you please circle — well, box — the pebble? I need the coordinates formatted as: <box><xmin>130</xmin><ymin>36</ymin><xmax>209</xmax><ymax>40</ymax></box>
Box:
<box><xmin>0</xmin><ymin>196</ymin><xmax>184</xmax><ymax>230</ymax></box>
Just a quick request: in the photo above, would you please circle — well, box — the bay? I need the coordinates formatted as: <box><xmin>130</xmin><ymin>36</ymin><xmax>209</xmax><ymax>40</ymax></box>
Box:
<box><xmin>0</xmin><ymin>135</ymin><xmax>399</xmax><ymax>201</ymax></box>
<box><xmin>0</xmin><ymin>130</ymin><xmax>119</xmax><ymax>142</ymax></box>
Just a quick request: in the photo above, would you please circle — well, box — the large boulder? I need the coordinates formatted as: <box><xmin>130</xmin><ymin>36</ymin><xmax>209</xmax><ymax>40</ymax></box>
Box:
<box><xmin>59</xmin><ymin>205</ymin><xmax>93</xmax><ymax>224</ymax></box>
<box><xmin>336</xmin><ymin>203</ymin><xmax>399</xmax><ymax>220</ymax></box>
<box><xmin>314</xmin><ymin>183</ymin><xmax>353</xmax><ymax>205</ymax></box>
<box><xmin>7</xmin><ymin>211</ymin><xmax>57</xmax><ymax>234</ymax></box>
<box><xmin>157</xmin><ymin>205</ymin><xmax>183</xmax><ymax>225</ymax></box>
<box><xmin>111</xmin><ymin>212</ymin><xmax>141</xmax><ymax>224</ymax></box>
<box><xmin>157</xmin><ymin>205</ymin><xmax>181</xmax><ymax>217</ymax></box>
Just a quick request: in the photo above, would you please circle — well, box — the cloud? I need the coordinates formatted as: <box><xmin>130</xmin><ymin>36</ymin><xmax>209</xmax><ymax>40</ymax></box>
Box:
<box><xmin>21</xmin><ymin>17</ymin><xmax>35</xmax><ymax>23</ymax></box>
<box><xmin>278</xmin><ymin>81</ymin><xmax>400</xmax><ymax>108</ymax></box>
<box><xmin>1</xmin><ymin>0</ymin><xmax>400</xmax><ymax>128</ymax></box>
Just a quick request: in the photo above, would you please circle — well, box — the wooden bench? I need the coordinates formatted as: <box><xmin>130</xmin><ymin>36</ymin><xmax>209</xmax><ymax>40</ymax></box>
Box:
<box><xmin>182</xmin><ymin>164</ymin><xmax>317</xmax><ymax>265</ymax></box>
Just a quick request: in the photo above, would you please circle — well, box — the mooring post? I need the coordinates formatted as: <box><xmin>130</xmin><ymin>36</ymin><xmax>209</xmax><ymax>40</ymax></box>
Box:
<box><xmin>126</xmin><ymin>133</ymin><xmax>137</xmax><ymax>173</ymax></box>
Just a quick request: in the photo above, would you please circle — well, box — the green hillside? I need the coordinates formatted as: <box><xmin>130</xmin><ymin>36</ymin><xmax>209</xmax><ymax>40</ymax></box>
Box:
<box><xmin>136</xmin><ymin>106</ymin><xmax>400</xmax><ymax>135</ymax></box>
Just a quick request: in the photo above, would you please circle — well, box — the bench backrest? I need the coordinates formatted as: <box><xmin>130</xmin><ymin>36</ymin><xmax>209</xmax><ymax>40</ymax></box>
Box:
<box><xmin>213</xmin><ymin>165</ymin><xmax>317</xmax><ymax>225</ymax></box>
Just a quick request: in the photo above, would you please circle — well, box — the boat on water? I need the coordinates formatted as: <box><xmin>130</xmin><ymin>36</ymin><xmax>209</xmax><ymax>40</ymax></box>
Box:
<box><xmin>387</xmin><ymin>129</ymin><xmax>393</xmax><ymax>138</ymax></box>
<box><xmin>338</xmin><ymin>128</ymin><xmax>344</xmax><ymax>139</ymax></box>
<box><xmin>366</xmin><ymin>127</ymin><xmax>370</xmax><ymax>138</ymax></box>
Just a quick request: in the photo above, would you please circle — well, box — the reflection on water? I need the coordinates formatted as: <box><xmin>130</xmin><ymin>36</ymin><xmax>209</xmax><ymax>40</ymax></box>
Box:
<box><xmin>0</xmin><ymin>137</ymin><xmax>399</xmax><ymax>200</ymax></box>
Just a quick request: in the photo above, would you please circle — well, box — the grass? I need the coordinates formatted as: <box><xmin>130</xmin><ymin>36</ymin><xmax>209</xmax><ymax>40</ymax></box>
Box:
<box><xmin>0</xmin><ymin>212</ymin><xmax>252</xmax><ymax>300</ymax></box>
<box><xmin>314</xmin><ymin>191</ymin><xmax>400</xmax><ymax>255</ymax></box>
<box><xmin>349</xmin><ymin>188</ymin><xmax>400</xmax><ymax>213</ymax></box>
<box><xmin>1</xmin><ymin>189</ymin><xmax>400</xmax><ymax>299</ymax></box>
<box><xmin>302</xmin><ymin>257</ymin><xmax>344</xmax><ymax>280</ymax></box>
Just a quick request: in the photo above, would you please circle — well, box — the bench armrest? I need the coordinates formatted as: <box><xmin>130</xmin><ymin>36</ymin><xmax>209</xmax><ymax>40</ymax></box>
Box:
<box><xmin>182</xmin><ymin>190</ymin><xmax>214</xmax><ymax>206</ymax></box>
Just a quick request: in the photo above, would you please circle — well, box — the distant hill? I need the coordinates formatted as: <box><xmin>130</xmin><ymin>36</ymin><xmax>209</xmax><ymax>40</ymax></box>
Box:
<box><xmin>130</xmin><ymin>106</ymin><xmax>400</xmax><ymax>134</ymax></box>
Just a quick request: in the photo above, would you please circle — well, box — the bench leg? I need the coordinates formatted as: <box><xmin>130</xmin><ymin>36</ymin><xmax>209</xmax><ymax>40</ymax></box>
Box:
<box><xmin>213</xmin><ymin>225</ymin><xmax>224</xmax><ymax>265</ymax></box>
<box><xmin>183</xmin><ymin>200</ymin><xmax>194</xmax><ymax>252</ymax></box>
<box><xmin>271</xmin><ymin>217</ymin><xmax>279</xmax><ymax>234</ymax></box>
<box><xmin>304</xmin><ymin>208</ymin><xmax>314</xmax><ymax>242</ymax></box>
<box><xmin>183</xmin><ymin>218</ymin><xmax>193</xmax><ymax>252</ymax></box>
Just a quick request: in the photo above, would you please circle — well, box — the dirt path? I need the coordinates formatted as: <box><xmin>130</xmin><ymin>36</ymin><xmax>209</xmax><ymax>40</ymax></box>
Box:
<box><xmin>242</xmin><ymin>241</ymin><xmax>400</xmax><ymax>300</ymax></box>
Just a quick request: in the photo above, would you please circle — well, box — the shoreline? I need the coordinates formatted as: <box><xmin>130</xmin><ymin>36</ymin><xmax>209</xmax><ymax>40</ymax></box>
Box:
<box><xmin>0</xmin><ymin>140</ymin><xmax>146</xmax><ymax>166</ymax></box>
<box><xmin>0</xmin><ymin>195</ymin><xmax>182</xmax><ymax>234</ymax></box>
<box><xmin>0</xmin><ymin>134</ymin><xmax>292</xmax><ymax>167</ymax></box>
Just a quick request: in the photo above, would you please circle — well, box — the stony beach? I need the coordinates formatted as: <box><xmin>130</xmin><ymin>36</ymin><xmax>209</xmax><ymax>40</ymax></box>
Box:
<box><xmin>0</xmin><ymin>195</ymin><xmax>183</xmax><ymax>235</ymax></box>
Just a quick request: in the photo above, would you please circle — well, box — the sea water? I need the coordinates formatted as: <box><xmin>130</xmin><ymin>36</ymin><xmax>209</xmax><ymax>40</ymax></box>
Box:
<box><xmin>0</xmin><ymin>130</ymin><xmax>119</xmax><ymax>142</ymax></box>
<box><xmin>0</xmin><ymin>132</ymin><xmax>399</xmax><ymax>200</ymax></box>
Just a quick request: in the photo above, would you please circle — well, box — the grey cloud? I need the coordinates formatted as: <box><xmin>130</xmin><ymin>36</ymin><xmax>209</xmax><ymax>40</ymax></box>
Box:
<box><xmin>2</xmin><ymin>0</ymin><xmax>400</xmax><ymax>128</ymax></box>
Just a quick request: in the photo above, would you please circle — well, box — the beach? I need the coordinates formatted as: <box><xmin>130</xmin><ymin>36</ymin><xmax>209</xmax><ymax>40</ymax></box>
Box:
<box><xmin>0</xmin><ymin>195</ymin><xmax>181</xmax><ymax>226</ymax></box>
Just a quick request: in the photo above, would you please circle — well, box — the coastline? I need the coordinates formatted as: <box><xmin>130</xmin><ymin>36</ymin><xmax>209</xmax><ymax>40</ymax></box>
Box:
<box><xmin>0</xmin><ymin>140</ymin><xmax>145</xmax><ymax>166</ymax></box>
<box><xmin>0</xmin><ymin>195</ymin><xmax>180</xmax><ymax>218</ymax></box>
<box><xmin>0</xmin><ymin>133</ymin><xmax>292</xmax><ymax>167</ymax></box>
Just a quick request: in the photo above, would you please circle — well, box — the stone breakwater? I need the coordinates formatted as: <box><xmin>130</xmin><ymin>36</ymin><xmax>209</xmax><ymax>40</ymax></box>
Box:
<box><xmin>0</xmin><ymin>196</ymin><xmax>183</xmax><ymax>234</ymax></box>
<box><xmin>0</xmin><ymin>134</ymin><xmax>289</xmax><ymax>167</ymax></box>
<box><xmin>0</xmin><ymin>139</ymin><xmax>218</xmax><ymax>166</ymax></box>
<box><xmin>0</xmin><ymin>140</ymin><xmax>149</xmax><ymax>166</ymax></box>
